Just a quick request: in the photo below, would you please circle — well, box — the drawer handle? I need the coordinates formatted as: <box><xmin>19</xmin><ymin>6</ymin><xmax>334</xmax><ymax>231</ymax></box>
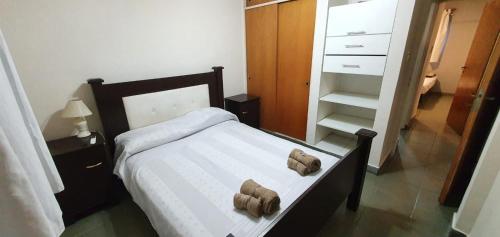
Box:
<box><xmin>347</xmin><ymin>31</ymin><xmax>366</xmax><ymax>35</ymax></box>
<box><xmin>342</xmin><ymin>64</ymin><xmax>360</xmax><ymax>68</ymax></box>
<box><xmin>86</xmin><ymin>162</ymin><xmax>103</xmax><ymax>169</ymax></box>
<box><xmin>345</xmin><ymin>44</ymin><xmax>364</xmax><ymax>48</ymax></box>
<box><xmin>241</xmin><ymin>111</ymin><xmax>248</xmax><ymax>115</ymax></box>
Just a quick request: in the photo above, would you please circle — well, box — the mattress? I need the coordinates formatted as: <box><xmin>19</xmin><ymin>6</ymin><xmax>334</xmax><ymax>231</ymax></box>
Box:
<box><xmin>114</xmin><ymin>108</ymin><xmax>340</xmax><ymax>237</ymax></box>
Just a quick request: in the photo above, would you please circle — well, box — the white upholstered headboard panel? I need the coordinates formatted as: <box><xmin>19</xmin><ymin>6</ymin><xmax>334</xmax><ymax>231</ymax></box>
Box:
<box><xmin>122</xmin><ymin>84</ymin><xmax>210</xmax><ymax>129</ymax></box>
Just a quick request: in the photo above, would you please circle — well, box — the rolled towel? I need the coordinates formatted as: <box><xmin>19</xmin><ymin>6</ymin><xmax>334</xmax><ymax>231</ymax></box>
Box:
<box><xmin>287</xmin><ymin>158</ymin><xmax>308</xmax><ymax>176</ymax></box>
<box><xmin>289</xmin><ymin>149</ymin><xmax>321</xmax><ymax>173</ymax></box>
<box><xmin>233</xmin><ymin>193</ymin><xmax>263</xmax><ymax>217</ymax></box>
<box><xmin>240</xmin><ymin>179</ymin><xmax>280</xmax><ymax>215</ymax></box>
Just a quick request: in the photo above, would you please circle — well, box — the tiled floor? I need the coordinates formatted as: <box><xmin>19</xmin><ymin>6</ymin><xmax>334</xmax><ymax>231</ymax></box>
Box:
<box><xmin>62</xmin><ymin>94</ymin><xmax>460</xmax><ymax>237</ymax></box>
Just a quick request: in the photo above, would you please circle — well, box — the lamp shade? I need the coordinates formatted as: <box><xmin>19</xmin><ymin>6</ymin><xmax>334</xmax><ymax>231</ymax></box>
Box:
<box><xmin>61</xmin><ymin>99</ymin><xmax>92</xmax><ymax>118</ymax></box>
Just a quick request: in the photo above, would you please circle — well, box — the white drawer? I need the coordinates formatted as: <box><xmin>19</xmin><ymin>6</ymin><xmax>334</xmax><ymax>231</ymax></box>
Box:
<box><xmin>325</xmin><ymin>34</ymin><xmax>391</xmax><ymax>55</ymax></box>
<box><xmin>327</xmin><ymin>0</ymin><xmax>398</xmax><ymax>37</ymax></box>
<box><xmin>323</xmin><ymin>56</ymin><xmax>387</xmax><ymax>76</ymax></box>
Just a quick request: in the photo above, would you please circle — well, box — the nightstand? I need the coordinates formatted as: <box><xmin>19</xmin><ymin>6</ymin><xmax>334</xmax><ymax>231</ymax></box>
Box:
<box><xmin>225</xmin><ymin>94</ymin><xmax>260</xmax><ymax>128</ymax></box>
<box><xmin>47</xmin><ymin>132</ymin><xmax>112</xmax><ymax>225</ymax></box>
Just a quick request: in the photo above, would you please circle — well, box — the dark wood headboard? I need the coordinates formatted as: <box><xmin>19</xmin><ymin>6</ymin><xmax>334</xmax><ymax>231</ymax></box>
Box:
<box><xmin>88</xmin><ymin>66</ymin><xmax>224</xmax><ymax>151</ymax></box>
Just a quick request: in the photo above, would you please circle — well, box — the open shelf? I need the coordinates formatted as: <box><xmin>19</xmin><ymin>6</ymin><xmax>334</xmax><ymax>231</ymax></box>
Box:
<box><xmin>320</xmin><ymin>91</ymin><xmax>378</xmax><ymax>110</ymax></box>
<box><xmin>317</xmin><ymin>113</ymin><xmax>374</xmax><ymax>134</ymax></box>
<box><xmin>316</xmin><ymin>133</ymin><xmax>356</xmax><ymax>157</ymax></box>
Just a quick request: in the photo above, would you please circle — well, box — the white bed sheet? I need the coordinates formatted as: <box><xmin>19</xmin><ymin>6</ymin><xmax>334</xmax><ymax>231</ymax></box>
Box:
<box><xmin>118</xmin><ymin>120</ymin><xmax>340</xmax><ymax>237</ymax></box>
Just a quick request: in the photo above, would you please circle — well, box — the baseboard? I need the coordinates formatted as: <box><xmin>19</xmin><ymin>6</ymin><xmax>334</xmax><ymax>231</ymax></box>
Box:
<box><xmin>367</xmin><ymin>164</ymin><xmax>380</xmax><ymax>174</ymax></box>
<box><xmin>368</xmin><ymin>148</ymin><xmax>397</xmax><ymax>175</ymax></box>
<box><xmin>449</xmin><ymin>213</ymin><xmax>468</xmax><ymax>237</ymax></box>
<box><xmin>448</xmin><ymin>229</ymin><xmax>467</xmax><ymax>237</ymax></box>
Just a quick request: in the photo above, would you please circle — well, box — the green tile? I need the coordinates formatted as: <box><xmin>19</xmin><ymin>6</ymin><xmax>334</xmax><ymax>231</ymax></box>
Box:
<box><xmin>352</xmin><ymin>207</ymin><xmax>415</xmax><ymax>237</ymax></box>
<box><xmin>401</xmin><ymin>129</ymin><xmax>437</xmax><ymax>147</ymax></box>
<box><xmin>410</xmin><ymin>190</ymin><xmax>456</xmax><ymax>237</ymax></box>
<box><xmin>61</xmin><ymin>197</ymin><xmax>157</xmax><ymax>237</ymax></box>
<box><xmin>317</xmin><ymin>204</ymin><xmax>362</xmax><ymax>237</ymax></box>
<box><xmin>79</xmin><ymin>224</ymin><xmax>115</xmax><ymax>237</ymax></box>
<box><xmin>395</xmin><ymin>141</ymin><xmax>434</xmax><ymax>168</ymax></box>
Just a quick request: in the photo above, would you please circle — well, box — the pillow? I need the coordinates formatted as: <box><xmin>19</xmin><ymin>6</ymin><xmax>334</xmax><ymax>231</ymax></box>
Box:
<box><xmin>113</xmin><ymin>107</ymin><xmax>238</xmax><ymax>177</ymax></box>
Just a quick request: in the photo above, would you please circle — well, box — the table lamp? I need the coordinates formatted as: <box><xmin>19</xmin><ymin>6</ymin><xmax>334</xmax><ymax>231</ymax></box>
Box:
<box><xmin>61</xmin><ymin>99</ymin><xmax>93</xmax><ymax>138</ymax></box>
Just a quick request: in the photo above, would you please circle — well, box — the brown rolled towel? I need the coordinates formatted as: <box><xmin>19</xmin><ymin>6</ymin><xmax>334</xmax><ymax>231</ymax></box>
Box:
<box><xmin>240</xmin><ymin>179</ymin><xmax>280</xmax><ymax>215</ymax></box>
<box><xmin>287</xmin><ymin>158</ymin><xmax>308</xmax><ymax>176</ymax></box>
<box><xmin>233</xmin><ymin>193</ymin><xmax>263</xmax><ymax>217</ymax></box>
<box><xmin>289</xmin><ymin>148</ymin><xmax>321</xmax><ymax>173</ymax></box>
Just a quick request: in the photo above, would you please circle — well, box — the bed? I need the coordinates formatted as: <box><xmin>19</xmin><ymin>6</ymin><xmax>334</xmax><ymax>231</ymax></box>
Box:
<box><xmin>88</xmin><ymin>67</ymin><xmax>376</xmax><ymax>237</ymax></box>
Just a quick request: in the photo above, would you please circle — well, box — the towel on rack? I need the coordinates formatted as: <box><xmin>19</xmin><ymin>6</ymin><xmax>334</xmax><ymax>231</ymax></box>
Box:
<box><xmin>430</xmin><ymin>9</ymin><xmax>452</xmax><ymax>69</ymax></box>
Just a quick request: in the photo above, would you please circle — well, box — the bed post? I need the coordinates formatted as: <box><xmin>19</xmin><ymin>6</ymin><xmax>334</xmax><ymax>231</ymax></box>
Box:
<box><xmin>87</xmin><ymin>78</ymin><xmax>113</xmax><ymax>148</ymax></box>
<box><xmin>212</xmin><ymin>66</ymin><xmax>224</xmax><ymax>108</ymax></box>
<box><xmin>347</xmin><ymin>128</ymin><xmax>377</xmax><ymax>211</ymax></box>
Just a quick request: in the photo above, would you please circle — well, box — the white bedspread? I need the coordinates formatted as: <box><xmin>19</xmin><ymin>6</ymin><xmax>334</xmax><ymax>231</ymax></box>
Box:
<box><xmin>114</xmin><ymin>108</ymin><xmax>340</xmax><ymax>237</ymax></box>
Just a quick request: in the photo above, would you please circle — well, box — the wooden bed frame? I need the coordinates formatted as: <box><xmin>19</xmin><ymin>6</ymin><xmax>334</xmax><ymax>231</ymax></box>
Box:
<box><xmin>88</xmin><ymin>66</ymin><xmax>376</xmax><ymax>237</ymax></box>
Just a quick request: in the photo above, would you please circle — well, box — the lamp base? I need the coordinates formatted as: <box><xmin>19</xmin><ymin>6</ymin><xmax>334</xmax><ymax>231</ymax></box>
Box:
<box><xmin>74</xmin><ymin>119</ymin><xmax>91</xmax><ymax>138</ymax></box>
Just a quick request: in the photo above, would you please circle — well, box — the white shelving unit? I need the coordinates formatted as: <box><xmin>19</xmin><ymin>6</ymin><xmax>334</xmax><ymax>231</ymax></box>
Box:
<box><xmin>306</xmin><ymin>0</ymin><xmax>416</xmax><ymax>170</ymax></box>
<box><xmin>320</xmin><ymin>91</ymin><xmax>379</xmax><ymax>110</ymax></box>
<box><xmin>316</xmin><ymin>133</ymin><xmax>357</xmax><ymax>157</ymax></box>
<box><xmin>317</xmin><ymin>113</ymin><xmax>374</xmax><ymax>134</ymax></box>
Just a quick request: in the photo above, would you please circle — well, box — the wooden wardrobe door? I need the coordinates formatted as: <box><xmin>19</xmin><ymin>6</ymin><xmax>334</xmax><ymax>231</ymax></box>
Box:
<box><xmin>276</xmin><ymin>0</ymin><xmax>316</xmax><ymax>140</ymax></box>
<box><xmin>245</xmin><ymin>4</ymin><xmax>278</xmax><ymax>131</ymax></box>
<box><xmin>446</xmin><ymin>0</ymin><xmax>500</xmax><ymax>135</ymax></box>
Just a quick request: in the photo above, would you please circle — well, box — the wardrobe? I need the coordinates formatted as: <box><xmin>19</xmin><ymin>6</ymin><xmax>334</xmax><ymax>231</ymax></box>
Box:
<box><xmin>245</xmin><ymin>0</ymin><xmax>316</xmax><ymax>140</ymax></box>
<box><xmin>307</xmin><ymin>0</ymin><xmax>417</xmax><ymax>170</ymax></box>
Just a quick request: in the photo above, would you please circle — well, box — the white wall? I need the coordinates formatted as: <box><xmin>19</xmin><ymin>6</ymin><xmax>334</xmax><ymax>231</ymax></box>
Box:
<box><xmin>0</xmin><ymin>0</ymin><xmax>247</xmax><ymax>140</ymax></box>
<box><xmin>428</xmin><ymin>0</ymin><xmax>487</xmax><ymax>94</ymax></box>
<box><xmin>469</xmin><ymin>162</ymin><xmax>500</xmax><ymax>237</ymax></box>
<box><xmin>453</xmin><ymin>110</ymin><xmax>500</xmax><ymax>235</ymax></box>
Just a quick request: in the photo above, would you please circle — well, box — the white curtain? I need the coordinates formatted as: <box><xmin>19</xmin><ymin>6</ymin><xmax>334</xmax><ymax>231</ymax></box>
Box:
<box><xmin>0</xmin><ymin>30</ymin><xmax>65</xmax><ymax>236</ymax></box>
<box><xmin>430</xmin><ymin>9</ymin><xmax>452</xmax><ymax>69</ymax></box>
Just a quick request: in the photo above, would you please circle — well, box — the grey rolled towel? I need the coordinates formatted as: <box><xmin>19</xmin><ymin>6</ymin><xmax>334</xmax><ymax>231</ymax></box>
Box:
<box><xmin>287</xmin><ymin>158</ymin><xmax>308</xmax><ymax>176</ymax></box>
<box><xmin>233</xmin><ymin>193</ymin><xmax>263</xmax><ymax>217</ymax></box>
<box><xmin>240</xmin><ymin>179</ymin><xmax>280</xmax><ymax>215</ymax></box>
<box><xmin>289</xmin><ymin>148</ymin><xmax>321</xmax><ymax>174</ymax></box>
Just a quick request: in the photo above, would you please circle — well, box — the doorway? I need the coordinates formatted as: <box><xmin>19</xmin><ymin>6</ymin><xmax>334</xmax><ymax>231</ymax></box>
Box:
<box><xmin>400</xmin><ymin>0</ymin><xmax>500</xmax><ymax>207</ymax></box>
<box><xmin>412</xmin><ymin>0</ymin><xmax>488</xmax><ymax>121</ymax></box>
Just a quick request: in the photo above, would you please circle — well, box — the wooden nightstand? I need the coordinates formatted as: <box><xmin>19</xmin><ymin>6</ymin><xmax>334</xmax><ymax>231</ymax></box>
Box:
<box><xmin>47</xmin><ymin>132</ymin><xmax>112</xmax><ymax>225</ymax></box>
<box><xmin>225</xmin><ymin>94</ymin><xmax>260</xmax><ymax>128</ymax></box>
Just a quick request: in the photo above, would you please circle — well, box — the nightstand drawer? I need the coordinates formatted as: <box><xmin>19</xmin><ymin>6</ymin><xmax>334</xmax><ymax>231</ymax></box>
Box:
<box><xmin>54</xmin><ymin>145</ymin><xmax>112</xmax><ymax>222</ymax></box>
<box><xmin>48</xmin><ymin>133</ymin><xmax>112</xmax><ymax>224</ymax></box>
<box><xmin>225</xmin><ymin>94</ymin><xmax>260</xmax><ymax>129</ymax></box>
<box><xmin>237</xmin><ymin>102</ymin><xmax>259</xmax><ymax>127</ymax></box>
